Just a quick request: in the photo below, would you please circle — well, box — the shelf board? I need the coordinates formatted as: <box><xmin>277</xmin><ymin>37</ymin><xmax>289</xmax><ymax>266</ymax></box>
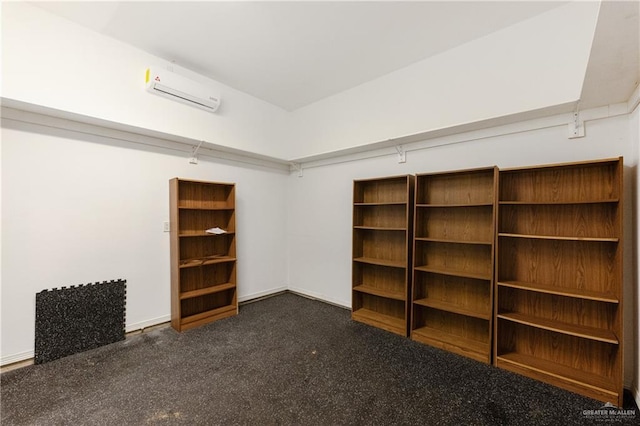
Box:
<box><xmin>499</xmin><ymin>199</ymin><xmax>619</xmax><ymax>205</ymax></box>
<box><xmin>180</xmin><ymin>304</ymin><xmax>237</xmax><ymax>325</ymax></box>
<box><xmin>497</xmin><ymin>352</ymin><xmax>617</xmax><ymax>395</ymax></box>
<box><xmin>413</xmin><ymin>298</ymin><xmax>491</xmax><ymax>320</ymax></box>
<box><xmin>414</xmin><ymin>265</ymin><xmax>491</xmax><ymax>281</ymax></box>
<box><xmin>354</xmin><ymin>202</ymin><xmax>407</xmax><ymax>206</ymax></box>
<box><xmin>498</xmin><ymin>233</ymin><xmax>618</xmax><ymax>243</ymax></box>
<box><xmin>353</xmin><ymin>257</ymin><xmax>405</xmax><ymax>269</ymax></box>
<box><xmin>354</xmin><ymin>226</ymin><xmax>406</xmax><ymax>231</ymax></box>
<box><xmin>178</xmin><ymin>231</ymin><xmax>235</xmax><ymax>237</ymax></box>
<box><xmin>178</xmin><ymin>206</ymin><xmax>234</xmax><ymax>211</ymax></box>
<box><xmin>416</xmin><ymin>203</ymin><xmax>493</xmax><ymax>208</ymax></box>
<box><xmin>497</xmin><ymin>312</ymin><xmax>619</xmax><ymax>344</ymax></box>
<box><xmin>180</xmin><ymin>283</ymin><xmax>236</xmax><ymax>300</ymax></box>
<box><xmin>352</xmin><ymin>308</ymin><xmax>405</xmax><ymax>332</ymax></box>
<box><xmin>415</xmin><ymin>237</ymin><xmax>492</xmax><ymax>246</ymax></box>
<box><xmin>179</xmin><ymin>255</ymin><xmax>237</xmax><ymax>269</ymax></box>
<box><xmin>497</xmin><ymin>281</ymin><xmax>619</xmax><ymax>303</ymax></box>
<box><xmin>412</xmin><ymin>326</ymin><xmax>489</xmax><ymax>355</ymax></box>
<box><xmin>353</xmin><ymin>285</ymin><xmax>405</xmax><ymax>301</ymax></box>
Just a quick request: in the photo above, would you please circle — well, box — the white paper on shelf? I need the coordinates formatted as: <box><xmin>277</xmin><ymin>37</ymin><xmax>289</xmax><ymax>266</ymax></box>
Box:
<box><xmin>205</xmin><ymin>227</ymin><xmax>227</xmax><ymax>235</ymax></box>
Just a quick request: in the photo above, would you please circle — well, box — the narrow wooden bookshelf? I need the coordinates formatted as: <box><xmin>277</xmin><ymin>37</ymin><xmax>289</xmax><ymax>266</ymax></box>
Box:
<box><xmin>495</xmin><ymin>158</ymin><xmax>624</xmax><ymax>406</ymax></box>
<box><xmin>411</xmin><ymin>167</ymin><xmax>498</xmax><ymax>364</ymax></box>
<box><xmin>352</xmin><ymin>175</ymin><xmax>414</xmax><ymax>336</ymax></box>
<box><xmin>170</xmin><ymin>178</ymin><xmax>238</xmax><ymax>332</ymax></box>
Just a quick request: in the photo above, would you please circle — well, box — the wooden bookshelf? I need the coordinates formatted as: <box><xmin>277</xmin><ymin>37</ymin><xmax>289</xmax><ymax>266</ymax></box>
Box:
<box><xmin>352</xmin><ymin>175</ymin><xmax>414</xmax><ymax>336</ymax></box>
<box><xmin>495</xmin><ymin>158</ymin><xmax>623</xmax><ymax>406</ymax></box>
<box><xmin>413</xmin><ymin>325</ymin><xmax>491</xmax><ymax>358</ymax></box>
<box><xmin>411</xmin><ymin>167</ymin><xmax>498</xmax><ymax>363</ymax></box>
<box><xmin>170</xmin><ymin>178</ymin><xmax>238</xmax><ymax>332</ymax></box>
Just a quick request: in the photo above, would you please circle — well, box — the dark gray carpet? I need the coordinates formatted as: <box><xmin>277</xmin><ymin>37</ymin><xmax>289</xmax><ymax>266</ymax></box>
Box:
<box><xmin>1</xmin><ymin>292</ymin><xmax>637</xmax><ymax>425</ymax></box>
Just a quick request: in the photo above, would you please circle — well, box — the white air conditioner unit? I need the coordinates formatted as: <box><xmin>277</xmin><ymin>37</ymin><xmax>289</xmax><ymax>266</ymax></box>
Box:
<box><xmin>145</xmin><ymin>68</ymin><xmax>220</xmax><ymax>113</ymax></box>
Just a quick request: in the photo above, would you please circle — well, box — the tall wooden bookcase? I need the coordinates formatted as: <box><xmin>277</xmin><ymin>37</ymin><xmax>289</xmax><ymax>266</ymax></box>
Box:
<box><xmin>411</xmin><ymin>167</ymin><xmax>497</xmax><ymax>363</ymax></box>
<box><xmin>494</xmin><ymin>158</ymin><xmax>624</xmax><ymax>406</ymax></box>
<box><xmin>352</xmin><ymin>175</ymin><xmax>414</xmax><ymax>336</ymax></box>
<box><xmin>169</xmin><ymin>178</ymin><xmax>238</xmax><ymax>332</ymax></box>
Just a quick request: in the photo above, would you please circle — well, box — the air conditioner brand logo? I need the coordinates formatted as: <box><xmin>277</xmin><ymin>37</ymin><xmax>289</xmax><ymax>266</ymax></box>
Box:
<box><xmin>155</xmin><ymin>76</ymin><xmax>161</xmax><ymax>82</ymax></box>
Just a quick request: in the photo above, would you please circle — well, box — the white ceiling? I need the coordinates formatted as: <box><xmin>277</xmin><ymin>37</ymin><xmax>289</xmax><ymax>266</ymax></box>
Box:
<box><xmin>579</xmin><ymin>0</ymin><xmax>640</xmax><ymax>109</ymax></box>
<box><xmin>32</xmin><ymin>1</ymin><xmax>639</xmax><ymax>112</ymax></box>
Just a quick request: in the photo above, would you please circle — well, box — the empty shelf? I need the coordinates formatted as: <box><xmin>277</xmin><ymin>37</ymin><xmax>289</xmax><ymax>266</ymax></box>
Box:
<box><xmin>497</xmin><ymin>281</ymin><xmax>618</xmax><ymax>303</ymax></box>
<box><xmin>497</xmin><ymin>312</ymin><xmax>619</xmax><ymax>344</ymax></box>
<box><xmin>353</xmin><ymin>285</ymin><xmax>405</xmax><ymax>301</ymax></box>
<box><xmin>413</xmin><ymin>298</ymin><xmax>491</xmax><ymax>320</ymax></box>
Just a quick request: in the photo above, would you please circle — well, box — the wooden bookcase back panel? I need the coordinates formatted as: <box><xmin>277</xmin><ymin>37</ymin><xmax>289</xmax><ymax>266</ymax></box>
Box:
<box><xmin>413</xmin><ymin>307</ymin><xmax>490</xmax><ymax>345</ymax></box>
<box><xmin>414</xmin><ymin>272</ymin><xmax>491</xmax><ymax>318</ymax></box>
<box><xmin>353</xmin><ymin>229</ymin><xmax>407</xmax><ymax>263</ymax></box>
<box><xmin>179</xmin><ymin>262</ymin><xmax>236</xmax><ymax>294</ymax></box>
<box><xmin>354</xmin><ymin>293</ymin><xmax>405</xmax><ymax>319</ymax></box>
<box><xmin>414</xmin><ymin>241</ymin><xmax>492</xmax><ymax>279</ymax></box>
<box><xmin>177</xmin><ymin>181</ymin><xmax>235</xmax><ymax>209</ymax></box>
<box><xmin>180</xmin><ymin>289</ymin><xmax>236</xmax><ymax>319</ymax></box>
<box><xmin>178</xmin><ymin>209</ymin><xmax>235</xmax><ymax>234</ymax></box>
<box><xmin>498</xmin><ymin>287</ymin><xmax>618</xmax><ymax>335</ymax></box>
<box><xmin>497</xmin><ymin>321</ymin><xmax>620</xmax><ymax>383</ymax></box>
<box><xmin>415</xmin><ymin>206</ymin><xmax>493</xmax><ymax>242</ymax></box>
<box><xmin>498</xmin><ymin>238</ymin><xmax>619</xmax><ymax>296</ymax></box>
<box><xmin>499</xmin><ymin>161</ymin><xmax>620</xmax><ymax>203</ymax></box>
<box><xmin>499</xmin><ymin>204</ymin><xmax>618</xmax><ymax>240</ymax></box>
<box><xmin>353</xmin><ymin>263</ymin><xmax>407</xmax><ymax>299</ymax></box>
<box><xmin>416</xmin><ymin>170</ymin><xmax>495</xmax><ymax>205</ymax></box>
<box><xmin>354</xmin><ymin>177</ymin><xmax>409</xmax><ymax>204</ymax></box>
<box><xmin>354</xmin><ymin>204</ymin><xmax>407</xmax><ymax>228</ymax></box>
<box><xmin>179</xmin><ymin>235</ymin><xmax>236</xmax><ymax>262</ymax></box>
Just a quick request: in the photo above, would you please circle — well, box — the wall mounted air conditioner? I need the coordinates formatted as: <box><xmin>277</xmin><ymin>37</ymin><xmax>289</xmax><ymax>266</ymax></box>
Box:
<box><xmin>145</xmin><ymin>68</ymin><xmax>220</xmax><ymax>113</ymax></box>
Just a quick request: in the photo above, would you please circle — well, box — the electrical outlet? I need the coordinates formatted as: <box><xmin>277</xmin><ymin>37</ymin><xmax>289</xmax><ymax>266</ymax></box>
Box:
<box><xmin>163</xmin><ymin>221</ymin><xmax>170</xmax><ymax>232</ymax></box>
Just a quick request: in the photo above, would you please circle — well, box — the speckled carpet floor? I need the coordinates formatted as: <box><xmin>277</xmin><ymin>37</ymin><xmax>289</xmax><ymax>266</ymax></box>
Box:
<box><xmin>1</xmin><ymin>292</ymin><xmax>637</xmax><ymax>425</ymax></box>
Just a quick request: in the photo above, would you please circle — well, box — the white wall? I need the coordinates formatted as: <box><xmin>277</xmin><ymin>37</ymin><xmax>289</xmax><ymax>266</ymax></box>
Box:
<box><xmin>2</xmin><ymin>2</ymin><xmax>601</xmax><ymax>162</ymax></box>
<box><xmin>1</xmin><ymin>2</ymin><xmax>290</xmax><ymax>159</ymax></box>
<box><xmin>0</xmin><ymin>120</ymin><xmax>289</xmax><ymax>364</ymax></box>
<box><xmin>631</xmin><ymin>103</ymin><xmax>640</xmax><ymax>405</ymax></box>
<box><xmin>287</xmin><ymin>1</ymin><xmax>600</xmax><ymax>159</ymax></box>
<box><xmin>287</xmin><ymin>113</ymin><xmax>637</xmax><ymax>388</ymax></box>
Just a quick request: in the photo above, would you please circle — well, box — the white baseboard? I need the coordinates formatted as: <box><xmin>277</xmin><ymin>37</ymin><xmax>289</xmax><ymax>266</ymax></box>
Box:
<box><xmin>125</xmin><ymin>288</ymin><xmax>291</xmax><ymax>331</ymax></box>
<box><xmin>125</xmin><ymin>315</ymin><xmax>171</xmax><ymax>333</ymax></box>
<box><xmin>287</xmin><ymin>286</ymin><xmax>350</xmax><ymax>309</ymax></box>
<box><xmin>1</xmin><ymin>350</ymin><xmax>34</xmax><ymax>367</ymax></box>
<box><xmin>238</xmin><ymin>286</ymin><xmax>288</xmax><ymax>303</ymax></box>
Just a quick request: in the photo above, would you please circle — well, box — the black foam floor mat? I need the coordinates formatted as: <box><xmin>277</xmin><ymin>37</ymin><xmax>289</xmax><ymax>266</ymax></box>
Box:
<box><xmin>35</xmin><ymin>279</ymin><xmax>126</xmax><ymax>364</ymax></box>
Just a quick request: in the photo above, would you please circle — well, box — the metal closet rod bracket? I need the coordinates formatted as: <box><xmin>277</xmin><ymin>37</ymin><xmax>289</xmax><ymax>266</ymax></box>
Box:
<box><xmin>291</xmin><ymin>162</ymin><xmax>303</xmax><ymax>177</ymax></box>
<box><xmin>189</xmin><ymin>140</ymin><xmax>205</xmax><ymax>164</ymax></box>
<box><xmin>396</xmin><ymin>145</ymin><xmax>406</xmax><ymax>163</ymax></box>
